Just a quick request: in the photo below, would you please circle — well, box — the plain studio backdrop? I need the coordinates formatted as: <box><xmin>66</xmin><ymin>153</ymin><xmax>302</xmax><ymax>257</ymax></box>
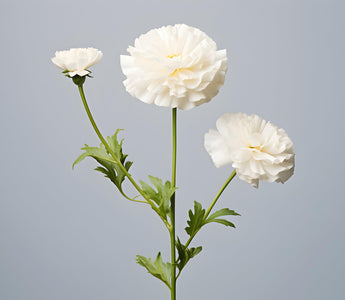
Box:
<box><xmin>1</xmin><ymin>0</ymin><xmax>344</xmax><ymax>299</ymax></box>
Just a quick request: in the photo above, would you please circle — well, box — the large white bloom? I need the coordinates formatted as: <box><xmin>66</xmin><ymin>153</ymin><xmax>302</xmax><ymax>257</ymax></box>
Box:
<box><xmin>204</xmin><ymin>113</ymin><xmax>295</xmax><ymax>188</ymax></box>
<box><xmin>120</xmin><ymin>24</ymin><xmax>227</xmax><ymax>110</ymax></box>
<box><xmin>51</xmin><ymin>48</ymin><xmax>103</xmax><ymax>77</ymax></box>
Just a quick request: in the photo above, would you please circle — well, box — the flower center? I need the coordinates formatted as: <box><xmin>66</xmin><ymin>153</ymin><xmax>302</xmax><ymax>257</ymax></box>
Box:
<box><xmin>167</xmin><ymin>54</ymin><xmax>182</xmax><ymax>59</ymax></box>
<box><xmin>169</xmin><ymin>68</ymin><xmax>182</xmax><ymax>77</ymax></box>
<box><xmin>247</xmin><ymin>133</ymin><xmax>264</xmax><ymax>151</ymax></box>
<box><xmin>166</xmin><ymin>54</ymin><xmax>184</xmax><ymax>77</ymax></box>
<box><xmin>249</xmin><ymin>145</ymin><xmax>262</xmax><ymax>151</ymax></box>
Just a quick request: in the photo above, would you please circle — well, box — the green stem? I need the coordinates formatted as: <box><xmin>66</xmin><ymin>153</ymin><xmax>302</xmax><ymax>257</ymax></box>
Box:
<box><xmin>175</xmin><ymin>170</ymin><xmax>237</xmax><ymax>280</ymax></box>
<box><xmin>204</xmin><ymin>169</ymin><xmax>237</xmax><ymax>220</ymax></box>
<box><xmin>170</xmin><ymin>108</ymin><xmax>177</xmax><ymax>300</ymax></box>
<box><xmin>185</xmin><ymin>170</ymin><xmax>237</xmax><ymax>250</ymax></box>
<box><xmin>77</xmin><ymin>84</ymin><xmax>169</xmax><ymax>228</ymax></box>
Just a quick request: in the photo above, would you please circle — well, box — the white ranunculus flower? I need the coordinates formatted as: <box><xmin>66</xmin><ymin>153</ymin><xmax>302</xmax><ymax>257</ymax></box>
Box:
<box><xmin>51</xmin><ymin>48</ymin><xmax>103</xmax><ymax>77</ymax></box>
<box><xmin>120</xmin><ymin>24</ymin><xmax>227</xmax><ymax>110</ymax></box>
<box><xmin>204</xmin><ymin>113</ymin><xmax>295</xmax><ymax>188</ymax></box>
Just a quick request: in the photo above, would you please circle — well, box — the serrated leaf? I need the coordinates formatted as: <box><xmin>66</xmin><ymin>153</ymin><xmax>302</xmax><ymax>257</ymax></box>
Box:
<box><xmin>175</xmin><ymin>238</ymin><xmax>187</xmax><ymax>271</ymax></box>
<box><xmin>72</xmin><ymin>145</ymin><xmax>117</xmax><ymax>169</ymax></box>
<box><xmin>106</xmin><ymin>129</ymin><xmax>126</xmax><ymax>163</ymax></box>
<box><xmin>204</xmin><ymin>208</ymin><xmax>240</xmax><ymax>228</ymax></box>
<box><xmin>185</xmin><ymin>201</ymin><xmax>206</xmax><ymax>237</ymax></box>
<box><xmin>136</xmin><ymin>252</ymin><xmax>171</xmax><ymax>289</ymax></box>
<box><xmin>189</xmin><ymin>246</ymin><xmax>202</xmax><ymax>258</ymax></box>
<box><xmin>175</xmin><ymin>237</ymin><xmax>202</xmax><ymax>272</ymax></box>
<box><xmin>140</xmin><ymin>175</ymin><xmax>176</xmax><ymax>220</ymax></box>
<box><xmin>72</xmin><ymin>130</ymin><xmax>133</xmax><ymax>198</ymax></box>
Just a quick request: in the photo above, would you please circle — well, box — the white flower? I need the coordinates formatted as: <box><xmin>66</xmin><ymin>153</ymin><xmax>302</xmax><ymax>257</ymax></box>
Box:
<box><xmin>51</xmin><ymin>48</ymin><xmax>103</xmax><ymax>77</ymax></box>
<box><xmin>204</xmin><ymin>113</ymin><xmax>295</xmax><ymax>188</ymax></box>
<box><xmin>120</xmin><ymin>24</ymin><xmax>227</xmax><ymax>110</ymax></box>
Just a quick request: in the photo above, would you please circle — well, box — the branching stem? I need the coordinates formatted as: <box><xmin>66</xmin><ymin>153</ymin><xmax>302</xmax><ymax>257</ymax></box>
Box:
<box><xmin>184</xmin><ymin>170</ymin><xmax>236</xmax><ymax>250</ymax></box>
<box><xmin>175</xmin><ymin>170</ymin><xmax>237</xmax><ymax>280</ymax></box>
<box><xmin>77</xmin><ymin>84</ymin><xmax>170</xmax><ymax>228</ymax></box>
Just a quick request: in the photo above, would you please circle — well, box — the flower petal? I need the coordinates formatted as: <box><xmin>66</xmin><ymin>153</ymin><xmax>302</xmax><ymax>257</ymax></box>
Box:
<box><xmin>51</xmin><ymin>47</ymin><xmax>102</xmax><ymax>77</ymax></box>
<box><xmin>205</xmin><ymin>112</ymin><xmax>295</xmax><ymax>188</ymax></box>
<box><xmin>120</xmin><ymin>24</ymin><xmax>228</xmax><ymax>110</ymax></box>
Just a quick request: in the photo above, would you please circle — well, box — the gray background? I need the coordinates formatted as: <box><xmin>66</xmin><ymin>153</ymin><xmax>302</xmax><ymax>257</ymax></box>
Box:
<box><xmin>1</xmin><ymin>0</ymin><xmax>344</xmax><ymax>299</ymax></box>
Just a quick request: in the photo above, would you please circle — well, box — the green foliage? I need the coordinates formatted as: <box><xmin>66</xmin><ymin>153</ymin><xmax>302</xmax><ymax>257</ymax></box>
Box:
<box><xmin>72</xmin><ymin>129</ymin><xmax>133</xmax><ymax>198</ymax></box>
<box><xmin>185</xmin><ymin>201</ymin><xmax>206</xmax><ymax>237</ymax></box>
<box><xmin>136</xmin><ymin>252</ymin><xmax>172</xmax><ymax>289</ymax></box>
<box><xmin>175</xmin><ymin>238</ymin><xmax>202</xmax><ymax>272</ymax></box>
<box><xmin>140</xmin><ymin>176</ymin><xmax>176</xmax><ymax>220</ymax></box>
<box><xmin>204</xmin><ymin>208</ymin><xmax>240</xmax><ymax>228</ymax></box>
<box><xmin>185</xmin><ymin>202</ymin><xmax>240</xmax><ymax>236</ymax></box>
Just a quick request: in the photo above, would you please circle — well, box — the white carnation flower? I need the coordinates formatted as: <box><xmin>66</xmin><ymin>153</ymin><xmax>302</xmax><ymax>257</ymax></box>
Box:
<box><xmin>204</xmin><ymin>113</ymin><xmax>295</xmax><ymax>188</ymax></box>
<box><xmin>120</xmin><ymin>24</ymin><xmax>227</xmax><ymax>110</ymax></box>
<box><xmin>51</xmin><ymin>47</ymin><xmax>103</xmax><ymax>77</ymax></box>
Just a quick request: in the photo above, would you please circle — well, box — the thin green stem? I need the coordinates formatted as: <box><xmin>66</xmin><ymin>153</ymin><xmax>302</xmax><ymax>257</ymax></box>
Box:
<box><xmin>171</xmin><ymin>108</ymin><xmax>177</xmax><ymax>188</ymax></box>
<box><xmin>118</xmin><ymin>190</ymin><xmax>148</xmax><ymax>204</ymax></box>
<box><xmin>204</xmin><ymin>169</ymin><xmax>237</xmax><ymax>220</ymax></box>
<box><xmin>170</xmin><ymin>108</ymin><xmax>177</xmax><ymax>300</ymax></box>
<box><xmin>185</xmin><ymin>170</ymin><xmax>237</xmax><ymax>251</ymax></box>
<box><xmin>77</xmin><ymin>85</ymin><xmax>169</xmax><ymax>228</ymax></box>
<box><xmin>175</xmin><ymin>170</ymin><xmax>237</xmax><ymax>280</ymax></box>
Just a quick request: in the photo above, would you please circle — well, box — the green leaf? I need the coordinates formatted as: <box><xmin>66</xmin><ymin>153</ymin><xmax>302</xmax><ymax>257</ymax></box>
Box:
<box><xmin>204</xmin><ymin>208</ymin><xmax>240</xmax><ymax>228</ymax></box>
<box><xmin>207</xmin><ymin>218</ymin><xmax>236</xmax><ymax>227</ymax></box>
<box><xmin>175</xmin><ymin>238</ymin><xmax>187</xmax><ymax>270</ymax></box>
<box><xmin>185</xmin><ymin>201</ymin><xmax>206</xmax><ymax>237</ymax></box>
<box><xmin>140</xmin><ymin>176</ymin><xmax>176</xmax><ymax>220</ymax></box>
<box><xmin>175</xmin><ymin>238</ymin><xmax>202</xmax><ymax>272</ymax></box>
<box><xmin>205</xmin><ymin>208</ymin><xmax>240</xmax><ymax>222</ymax></box>
<box><xmin>136</xmin><ymin>252</ymin><xmax>171</xmax><ymax>289</ymax></box>
<box><xmin>72</xmin><ymin>146</ymin><xmax>117</xmax><ymax>168</ymax></box>
<box><xmin>72</xmin><ymin>130</ymin><xmax>133</xmax><ymax>198</ymax></box>
<box><xmin>106</xmin><ymin>129</ymin><xmax>127</xmax><ymax>164</ymax></box>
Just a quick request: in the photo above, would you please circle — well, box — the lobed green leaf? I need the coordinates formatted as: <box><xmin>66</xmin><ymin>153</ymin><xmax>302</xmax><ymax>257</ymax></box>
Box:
<box><xmin>185</xmin><ymin>202</ymin><xmax>240</xmax><ymax>236</ymax></box>
<box><xmin>136</xmin><ymin>252</ymin><xmax>172</xmax><ymax>289</ymax></box>
<box><xmin>140</xmin><ymin>175</ymin><xmax>176</xmax><ymax>220</ymax></box>
<box><xmin>72</xmin><ymin>146</ymin><xmax>117</xmax><ymax>169</ymax></box>
<box><xmin>204</xmin><ymin>208</ymin><xmax>240</xmax><ymax>228</ymax></box>
<box><xmin>72</xmin><ymin>130</ymin><xmax>134</xmax><ymax>199</ymax></box>
<box><xmin>175</xmin><ymin>238</ymin><xmax>202</xmax><ymax>272</ymax></box>
<box><xmin>185</xmin><ymin>201</ymin><xmax>206</xmax><ymax>237</ymax></box>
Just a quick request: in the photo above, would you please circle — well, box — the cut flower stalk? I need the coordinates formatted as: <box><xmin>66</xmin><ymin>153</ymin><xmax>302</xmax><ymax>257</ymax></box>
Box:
<box><xmin>52</xmin><ymin>25</ymin><xmax>295</xmax><ymax>297</ymax></box>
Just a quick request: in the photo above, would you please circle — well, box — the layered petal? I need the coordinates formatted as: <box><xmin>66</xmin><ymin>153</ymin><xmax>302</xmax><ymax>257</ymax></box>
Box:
<box><xmin>204</xmin><ymin>112</ymin><xmax>295</xmax><ymax>188</ymax></box>
<box><xmin>121</xmin><ymin>24</ymin><xmax>228</xmax><ymax>110</ymax></box>
<box><xmin>51</xmin><ymin>47</ymin><xmax>103</xmax><ymax>77</ymax></box>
